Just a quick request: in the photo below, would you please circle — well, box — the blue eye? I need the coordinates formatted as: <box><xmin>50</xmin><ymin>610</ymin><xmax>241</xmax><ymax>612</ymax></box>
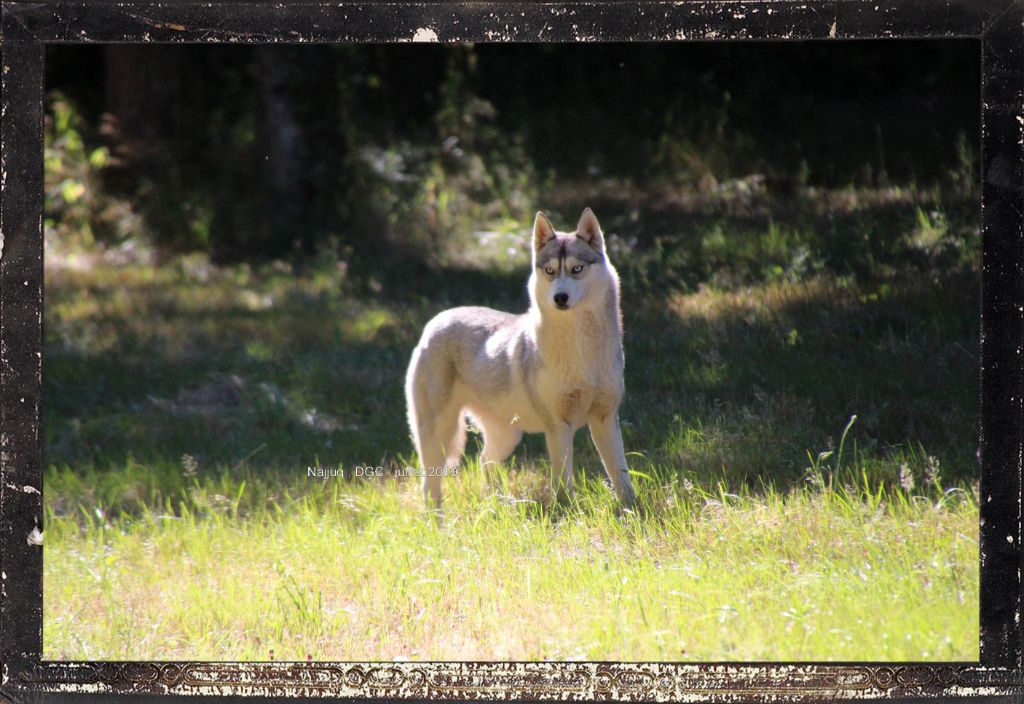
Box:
<box><xmin>571</xmin><ymin>265</ymin><xmax>584</xmax><ymax>274</ymax></box>
<box><xmin>544</xmin><ymin>266</ymin><xmax>556</xmax><ymax>275</ymax></box>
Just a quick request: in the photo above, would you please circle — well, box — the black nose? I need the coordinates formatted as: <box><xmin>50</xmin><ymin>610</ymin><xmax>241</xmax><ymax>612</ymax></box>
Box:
<box><xmin>553</xmin><ymin>293</ymin><xmax>569</xmax><ymax>307</ymax></box>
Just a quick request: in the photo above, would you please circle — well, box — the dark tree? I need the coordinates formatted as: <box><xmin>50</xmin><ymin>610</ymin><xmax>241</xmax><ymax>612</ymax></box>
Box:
<box><xmin>258</xmin><ymin>47</ymin><xmax>313</xmax><ymax>255</ymax></box>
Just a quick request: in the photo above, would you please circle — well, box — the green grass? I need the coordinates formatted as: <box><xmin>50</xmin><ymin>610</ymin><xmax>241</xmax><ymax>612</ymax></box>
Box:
<box><xmin>44</xmin><ymin>181</ymin><xmax>980</xmax><ymax>661</ymax></box>
<box><xmin>46</xmin><ymin>466</ymin><xmax>975</xmax><ymax>661</ymax></box>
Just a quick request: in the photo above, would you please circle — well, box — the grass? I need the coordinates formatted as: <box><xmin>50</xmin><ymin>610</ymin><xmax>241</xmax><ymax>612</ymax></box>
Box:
<box><xmin>46</xmin><ymin>467</ymin><xmax>975</xmax><ymax>661</ymax></box>
<box><xmin>43</xmin><ymin>179</ymin><xmax>980</xmax><ymax>661</ymax></box>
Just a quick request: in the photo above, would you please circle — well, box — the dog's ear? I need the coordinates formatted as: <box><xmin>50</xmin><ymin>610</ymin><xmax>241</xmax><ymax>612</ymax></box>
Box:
<box><xmin>533</xmin><ymin>211</ymin><xmax>556</xmax><ymax>252</ymax></box>
<box><xmin>577</xmin><ymin>207</ymin><xmax>604</xmax><ymax>252</ymax></box>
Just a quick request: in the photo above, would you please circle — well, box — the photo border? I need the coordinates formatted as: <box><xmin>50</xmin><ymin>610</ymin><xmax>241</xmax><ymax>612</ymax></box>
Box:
<box><xmin>1</xmin><ymin>1</ymin><xmax>1022</xmax><ymax>700</ymax></box>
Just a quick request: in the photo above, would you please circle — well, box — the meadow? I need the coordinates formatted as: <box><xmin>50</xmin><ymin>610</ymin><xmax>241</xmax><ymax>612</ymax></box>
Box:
<box><xmin>43</xmin><ymin>175</ymin><xmax>980</xmax><ymax>660</ymax></box>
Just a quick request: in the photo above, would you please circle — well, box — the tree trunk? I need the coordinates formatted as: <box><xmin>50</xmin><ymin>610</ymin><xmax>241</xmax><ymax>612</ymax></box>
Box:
<box><xmin>258</xmin><ymin>46</ymin><xmax>311</xmax><ymax>255</ymax></box>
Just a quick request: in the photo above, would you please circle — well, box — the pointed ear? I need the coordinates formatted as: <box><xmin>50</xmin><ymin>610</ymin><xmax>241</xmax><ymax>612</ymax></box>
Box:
<box><xmin>576</xmin><ymin>207</ymin><xmax>604</xmax><ymax>252</ymax></box>
<box><xmin>533</xmin><ymin>211</ymin><xmax>556</xmax><ymax>253</ymax></box>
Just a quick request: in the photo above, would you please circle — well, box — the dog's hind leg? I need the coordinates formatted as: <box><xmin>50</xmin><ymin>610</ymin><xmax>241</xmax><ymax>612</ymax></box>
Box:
<box><xmin>477</xmin><ymin>416</ymin><xmax>523</xmax><ymax>489</ymax></box>
<box><xmin>443</xmin><ymin>409</ymin><xmax>468</xmax><ymax>469</ymax></box>
<box><xmin>418</xmin><ymin>402</ymin><xmax>466</xmax><ymax>507</ymax></box>
<box><xmin>412</xmin><ymin>415</ymin><xmax>444</xmax><ymax>507</ymax></box>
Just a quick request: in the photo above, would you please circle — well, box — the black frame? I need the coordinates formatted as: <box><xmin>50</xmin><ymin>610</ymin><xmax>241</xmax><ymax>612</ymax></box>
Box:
<box><xmin>1</xmin><ymin>1</ymin><xmax>1022</xmax><ymax>700</ymax></box>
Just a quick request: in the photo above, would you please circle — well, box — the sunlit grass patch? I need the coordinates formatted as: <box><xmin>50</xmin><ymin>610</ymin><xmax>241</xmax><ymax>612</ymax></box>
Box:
<box><xmin>44</xmin><ymin>461</ymin><xmax>977</xmax><ymax>661</ymax></box>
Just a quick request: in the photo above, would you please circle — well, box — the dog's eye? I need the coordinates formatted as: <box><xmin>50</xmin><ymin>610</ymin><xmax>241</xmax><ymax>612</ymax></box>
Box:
<box><xmin>571</xmin><ymin>265</ymin><xmax>584</xmax><ymax>274</ymax></box>
<box><xmin>544</xmin><ymin>266</ymin><xmax>556</xmax><ymax>276</ymax></box>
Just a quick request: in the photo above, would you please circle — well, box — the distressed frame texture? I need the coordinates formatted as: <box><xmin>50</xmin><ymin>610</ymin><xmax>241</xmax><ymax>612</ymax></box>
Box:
<box><xmin>1</xmin><ymin>0</ymin><xmax>1023</xmax><ymax>700</ymax></box>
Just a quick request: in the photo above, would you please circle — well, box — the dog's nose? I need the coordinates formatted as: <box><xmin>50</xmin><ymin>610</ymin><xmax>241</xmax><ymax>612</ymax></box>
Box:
<box><xmin>553</xmin><ymin>293</ymin><xmax>569</xmax><ymax>307</ymax></box>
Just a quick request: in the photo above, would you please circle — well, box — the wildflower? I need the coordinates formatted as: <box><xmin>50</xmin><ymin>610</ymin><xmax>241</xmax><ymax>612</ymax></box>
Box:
<box><xmin>923</xmin><ymin>455</ymin><xmax>941</xmax><ymax>487</ymax></box>
<box><xmin>898</xmin><ymin>463</ymin><xmax>915</xmax><ymax>492</ymax></box>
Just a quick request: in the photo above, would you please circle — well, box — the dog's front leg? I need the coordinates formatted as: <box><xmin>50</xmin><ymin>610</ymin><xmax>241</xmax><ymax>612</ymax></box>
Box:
<box><xmin>545</xmin><ymin>424</ymin><xmax>575</xmax><ymax>503</ymax></box>
<box><xmin>589</xmin><ymin>411</ymin><xmax>636</xmax><ymax>507</ymax></box>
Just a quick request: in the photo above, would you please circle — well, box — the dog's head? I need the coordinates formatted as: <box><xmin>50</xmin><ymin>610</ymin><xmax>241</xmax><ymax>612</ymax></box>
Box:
<box><xmin>530</xmin><ymin>208</ymin><xmax>615</xmax><ymax>313</ymax></box>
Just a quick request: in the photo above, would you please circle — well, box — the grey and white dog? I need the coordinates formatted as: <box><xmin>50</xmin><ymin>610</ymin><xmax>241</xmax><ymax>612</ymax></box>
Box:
<box><xmin>405</xmin><ymin>208</ymin><xmax>636</xmax><ymax>508</ymax></box>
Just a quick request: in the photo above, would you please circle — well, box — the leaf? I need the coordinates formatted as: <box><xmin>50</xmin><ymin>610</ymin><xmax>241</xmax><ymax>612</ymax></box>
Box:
<box><xmin>88</xmin><ymin>147</ymin><xmax>109</xmax><ymax>168</ymax></box>
<box><xmin>60</xmin><ymin>179</ymin><xmax>85</xmax><ymax>204</ymax></box>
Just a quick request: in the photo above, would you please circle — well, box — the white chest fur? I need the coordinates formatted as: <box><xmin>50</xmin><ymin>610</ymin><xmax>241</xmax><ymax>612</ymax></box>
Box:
<box><xmin>533</xmin><ymin>306</ymin><xmax>624</xmax><ymax>428</ymax></box>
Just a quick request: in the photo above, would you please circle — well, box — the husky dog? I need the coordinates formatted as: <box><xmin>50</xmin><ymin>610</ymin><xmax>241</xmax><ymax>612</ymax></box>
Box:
<box><xmin>405</xmin><ymin>208</ymin><xmax>636</xmax><ymax>508</ymax></box>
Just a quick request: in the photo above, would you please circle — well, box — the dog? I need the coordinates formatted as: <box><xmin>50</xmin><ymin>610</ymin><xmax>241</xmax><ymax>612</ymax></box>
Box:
<box><xmin>405</xmin><ymin>208</ymin><xmax>636</xmax><ymax>508</ymax></box>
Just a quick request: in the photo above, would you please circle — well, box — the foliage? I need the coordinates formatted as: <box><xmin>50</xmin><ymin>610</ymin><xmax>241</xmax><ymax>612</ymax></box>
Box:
<box><xmin>43</xmin><ymin>93</ymin><xmax>136</xmax><ymax>254</ymax></box>
<box><xmin>44</xmin><ymin>41</ymin><xmax>978</xmax><ymax>261</ymax></box>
